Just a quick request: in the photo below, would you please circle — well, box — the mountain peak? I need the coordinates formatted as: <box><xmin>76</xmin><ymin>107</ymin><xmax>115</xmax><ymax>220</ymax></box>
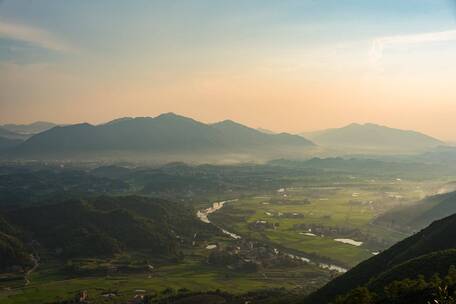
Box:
<box><xmin>156</xmin><ymin>112</ymin><xmax>180</xmax><ymax>119</ymax></box>
<box><xmin>211</xmin><ymin>119</ymin><xmax>260</xmax><ymax>134</ymax></box>
<box><xmin>213</xmin><ymin>119</ymin><xmax>243</xmax><ymax>127</ymax></box>
<box><xmin>103</xmin><ymin>117</ymin><xmax>134</xmax><ymax>126</ymax></box>
<box><xmin>10</xmin><ymin>114</ymin><xmax>315</xmax><ymax>160</ymax></box>
<box><xmin>344</xmin><ymin>122</ymin><xmax>383</xmax><ymax>129</ymax></box>
<box><xmin>303</xmin><ymin>122</ymin><xmax>442</xmax><ymax>152</ymax></box>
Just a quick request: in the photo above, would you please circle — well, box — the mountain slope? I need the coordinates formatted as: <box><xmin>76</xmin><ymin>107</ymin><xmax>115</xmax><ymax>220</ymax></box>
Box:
<box><xmin>9</xmin><ymin>113</ymin><xmax>314</xmax><ymax>160</ymax></box>
<box><xmin>302</xmin><ymin>123</ymin><xmax>442</xmax><ymax>152</ymax></box>
<box><xmin>376</xmin><ymin>190</ymin><xmax>456</xmax><ymax>232</ymax></box>
<box><xmin>303</xmin><ymin>213</ymin><xmax>456</xmax><ymax>303</ymax></box>
<box><xmin>212</xmin><ymin>120</ymin><xmax>313</xmax><ymax>148</ymax></box>
<box><xmin>0</xmin><ymin>127</ymin><xmax>28</xmax><ymax>140</ymax></box>
<box><xmin>0</xmin><ymin>136</ymin><xmax>23</xmax><ymax>151</ymax></box>
<box><xmin>1</xmin><ymin>122</ymin><xmax>57</xmax><ymax>135</ymax></box>
<box><xmin>257</xmin><ymin>127</ymin><xmax>276</xmax><ymax>134</ymax></box>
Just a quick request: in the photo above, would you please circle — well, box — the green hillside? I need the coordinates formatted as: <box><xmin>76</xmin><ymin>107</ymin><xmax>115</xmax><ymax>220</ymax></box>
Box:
<box><xmin>2</xmin><ymin>196</ymin><xmax>216</xmax><ymax>261</ymax></box>
<box><xmin>0</xmin><ymin>215</ymin><xmax>32</xmax><ymax>272</ymax></box>
<box><xmin>303</xmin><ymin>213</ymin><xmax>456</xmax><ymax>304</ymax></box>
<box><xmin>376</xmin><ymin>190</ymin><xmax>456</xmax><ymax>232</ymax></box>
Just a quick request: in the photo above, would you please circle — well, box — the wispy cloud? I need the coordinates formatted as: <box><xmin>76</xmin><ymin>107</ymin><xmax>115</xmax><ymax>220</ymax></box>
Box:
<box><xmin>370</xmin><ymin>29</ymin><xmax>456</xmax><ymax>66</ymax></box>
<box><xmin>0</xmin><ymin>20</ymin><xmax>74</xmax><ymax>52</ymax></box>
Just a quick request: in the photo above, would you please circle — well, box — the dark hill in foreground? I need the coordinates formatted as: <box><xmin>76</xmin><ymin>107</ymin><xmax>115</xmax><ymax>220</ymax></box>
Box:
<box><xmin>302</xmin><ymin>212</ymin><xmax>456</xmax><ymax>304</ymax></box>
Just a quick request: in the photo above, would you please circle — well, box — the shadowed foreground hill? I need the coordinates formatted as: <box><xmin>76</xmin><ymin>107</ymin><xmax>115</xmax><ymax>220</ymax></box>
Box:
<box><xmin>302</xmin><ymin>213</ymin><xmax>456</xmax><ymax>304</ymax></box>
<box><xmin>8</xmin><ymin>113</ymin><xmax>314</xmax><ymax>161</ymax></box>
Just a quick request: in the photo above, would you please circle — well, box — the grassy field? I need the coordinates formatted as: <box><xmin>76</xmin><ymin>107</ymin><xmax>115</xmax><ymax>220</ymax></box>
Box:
<box><xmin>210</xmin><ymin>178</ymin><xmax>436</xmax><ymax>267</ymax></box>
<box><xmin>0</xmin><ymin>248</ymin><xmax>329</xmax><ymax>303</ymax></box>
<box><xmin>0</xmin><ymin>176</ymin><xmax>448</xmax><ymax>303</ymax></box>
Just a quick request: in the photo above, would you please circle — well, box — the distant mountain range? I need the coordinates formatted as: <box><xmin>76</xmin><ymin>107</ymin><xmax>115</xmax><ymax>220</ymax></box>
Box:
<box><xmin>302</xmin><ymin>123</ymin><xmax>443</xmax><ymax>152</ymax></box>
<box><xmin>5</xmin><ymin>113</ymin><xmax>315</xmax><ymax>161</ymax></box>
<box><xmin>304</xmin><ymin>211</ymin><xmax>456</xmax><ymax>303</ymax></box>
<box><xmin>0</xmin><ymin>122</ymin><xmax>58</xmax><ymax>152</ymax></box>
<box><xmin>0</xmin><ymin>127</ymin><xmax>28</xmax><ymax>140</ymax></box>
<box><xmin>0</xmin><ymin>127</ymin><xmax>28</xmax><ymax>152</ymax></box>
<box><xmin>1</xmin><ymin>117</ymin><xmax>447</xmax><ymax>161</ymax></box>
<box><xmin>1</xmin><ymin>121</ymin><xmax>57</xmax><ymax>135</ymax></box>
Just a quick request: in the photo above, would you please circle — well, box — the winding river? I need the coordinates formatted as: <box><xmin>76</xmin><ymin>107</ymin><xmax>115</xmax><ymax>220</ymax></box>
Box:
<box><xmin>196</xmin><ymin>199</ymin><xmax>241</xmax><ymax>239</ymax></box>
<box><xmin>196</xmin><ymin>200</ymin><xmax>347</xmax><ymax>273</ymax></box>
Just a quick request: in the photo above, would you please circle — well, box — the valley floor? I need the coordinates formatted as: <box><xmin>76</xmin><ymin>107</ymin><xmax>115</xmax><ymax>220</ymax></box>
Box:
<box><xmin>0</xmin><ymin>166</ymin><xmax>452</xmax><ymax>303</ymax></box>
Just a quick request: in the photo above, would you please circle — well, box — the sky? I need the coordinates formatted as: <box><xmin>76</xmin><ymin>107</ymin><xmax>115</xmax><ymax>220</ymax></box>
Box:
<box><xmin>1</xmin><ymin>0</ymin><xmax>456</xmax><ymax>140</ymax></box>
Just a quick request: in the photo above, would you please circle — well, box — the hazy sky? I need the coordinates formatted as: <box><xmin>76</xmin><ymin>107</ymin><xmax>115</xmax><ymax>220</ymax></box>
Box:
<box><xmin>1</xmin><ymin>1</ymin><xmax>456</xmax><ymax>140</ymax></box>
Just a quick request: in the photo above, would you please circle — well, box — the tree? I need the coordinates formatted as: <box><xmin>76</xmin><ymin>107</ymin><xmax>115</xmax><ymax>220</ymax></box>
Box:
<box><xmin>333</xmin><ymin>287</ymin><xmax>376</xmax><ymax>304</ymax></box>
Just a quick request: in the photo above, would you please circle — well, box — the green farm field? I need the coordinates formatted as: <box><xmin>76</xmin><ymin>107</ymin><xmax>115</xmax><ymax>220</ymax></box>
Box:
<box><xmin>209</xmin><ymin>178</ymin><xmax>438</xmax><ymax>268</ymax></box>
<box><xmin>1</xmin><ymin>163</ymin><xmax>454</xmax><ymax>304</ymax></box>
<box><xmin>0</xmin><ymin>250</ymin><xmax>328</xmax><ymax>304</ymax></box>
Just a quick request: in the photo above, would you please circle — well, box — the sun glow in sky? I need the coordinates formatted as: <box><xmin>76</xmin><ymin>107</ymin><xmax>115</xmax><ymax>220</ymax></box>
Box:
<box><xmin>1</xmin><ymin>0</ymin><xmax>456</xmax><ymax>140</ymax></box>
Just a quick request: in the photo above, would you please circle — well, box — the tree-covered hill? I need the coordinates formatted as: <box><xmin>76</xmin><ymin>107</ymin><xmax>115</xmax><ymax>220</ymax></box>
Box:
<box><xmin>302</xmin><ymin>212</ymin><xmax>456</xmax><ymax>304</ymax></box>
<box><xmin>0</xmin><ymin>167</ymin><xmax>130</xmax><ymax>206</ymax></box>
<box><xmin>1</xmin><ymin>196</ymin><xmax>217</xmax><ymax>263</ymax></box>
<box><xmin>0</xmin><ymin>215</ymin><xmax>32</xmax><ymax>272</ymax></box>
